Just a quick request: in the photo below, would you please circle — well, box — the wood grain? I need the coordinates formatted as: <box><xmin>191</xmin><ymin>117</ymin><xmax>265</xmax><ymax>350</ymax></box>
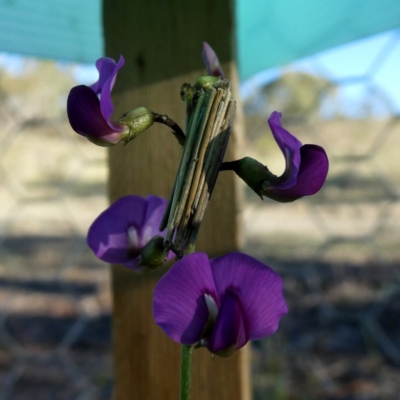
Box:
<box><xmin>104</xmin><ymin>0</ymin><xmax>249</xmax><ymax>398</ymax></box>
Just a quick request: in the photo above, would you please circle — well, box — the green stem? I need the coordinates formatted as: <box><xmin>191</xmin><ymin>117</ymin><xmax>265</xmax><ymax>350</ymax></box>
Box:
<box><xmin>180</xmin><ymin>345</ymin><xmax>193</xmax><ymax>400</ymax></box>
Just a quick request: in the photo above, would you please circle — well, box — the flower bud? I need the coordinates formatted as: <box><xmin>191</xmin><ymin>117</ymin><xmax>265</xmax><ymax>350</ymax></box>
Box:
<box><xmin>119</xmin><ymin>107</ymin><xmax>154</xmax><ymax>143</ymax></box>
<box><xmin>138</xmin><ymin>235</ymin><xmax>167</xmax><ymax>270</ymax></box>
<box><xmin>194</xmin><ymin>75</ymin><xmax>221</xmax><ymax>90</ymax></box>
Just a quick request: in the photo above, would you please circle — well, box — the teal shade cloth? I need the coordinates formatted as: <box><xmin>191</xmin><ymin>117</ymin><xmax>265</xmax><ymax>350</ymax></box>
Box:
<box><xmin>0</xmin><ymin>0</ymin><xmax>102</xmax><ymax>65</ymax></box>
<box><xmin>237</xmin><ymin>0</ymin><xmax>400</xmax><ymax>80</ymax></box>
<box><xmin>0</xmin><ymin>0</ymin><xmax>399</xmax><ymax>79</ymax></box>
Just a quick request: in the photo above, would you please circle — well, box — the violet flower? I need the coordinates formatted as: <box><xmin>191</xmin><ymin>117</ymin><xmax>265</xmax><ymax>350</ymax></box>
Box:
<box><xmin>223</xmin><ymin>111</ymin><xmax>329</xmax><ymax>202</ymax></box>
<box><xmin>87</xmin><ymin>195</ymin><xmax>169</xmax><ymax>270</ymax></box>
<box><xmin>262</xmin><ymin>111</ymin><xmax>329</xmax><ymax>201</ymax></box>
<box><xmin>202</xmin><ymin>42</ymin><xmax>225</xmax><ymax>79</ymax></box>
<box><xmin>67</xmin><ymin>56</ymin><xmax>128</xmax><ymax>146</ymax></box>
<box><xmin>153</xmin><ymin>252</ymin><xmax>287</xmax><ymax>357</ymax></box>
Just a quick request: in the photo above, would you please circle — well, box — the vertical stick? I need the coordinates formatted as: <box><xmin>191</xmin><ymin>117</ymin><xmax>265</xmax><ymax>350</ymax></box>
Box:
<box><xmin>104</xmin><ymin>0</ymin><xmax>249</xmax><ymax>399</ymax></box>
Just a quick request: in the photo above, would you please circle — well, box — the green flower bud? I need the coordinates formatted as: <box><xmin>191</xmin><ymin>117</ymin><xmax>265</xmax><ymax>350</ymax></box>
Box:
<box><xmin>194</xmin><ymin>75</ymin><xmax>221</xmax><ymax>90</ymax></box>
<box><xmin>119</xmin><ymin>107</ymin><xmax>154</xmax><ymax>143</ymax></box>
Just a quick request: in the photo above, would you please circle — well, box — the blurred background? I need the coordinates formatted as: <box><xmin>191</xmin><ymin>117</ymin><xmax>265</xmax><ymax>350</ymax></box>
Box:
<box><xmin>0</xmin><ymin>16</ymin><xmax>399</xmax><ymax>400</ymax></box>
<box><xmin>242</xmin><ymin>30</ymin><xmax>400</xmax><ymax>400</ymax></box>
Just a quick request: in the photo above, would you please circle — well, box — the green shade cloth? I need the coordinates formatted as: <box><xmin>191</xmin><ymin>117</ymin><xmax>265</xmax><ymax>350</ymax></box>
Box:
<box><xmin>0</xmin><ymin>0</ymin><xmax>399</xmax><ymax>79</ymax></box>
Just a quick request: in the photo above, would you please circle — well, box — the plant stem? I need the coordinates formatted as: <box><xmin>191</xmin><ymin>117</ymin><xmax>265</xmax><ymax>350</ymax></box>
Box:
<box><xmin>180</xmin><ymin>345</ymin><xmax>193</xmax><ymax>400</ymax></box>
<box><xmin>153</xmin><ymin>112</ymin><xmax>186</xmax><ymax>146</ymax></box>
<box><xmin>219</xmin><ymin>160</ymin><xmax>237</xmax><ymax>171</ymax></box>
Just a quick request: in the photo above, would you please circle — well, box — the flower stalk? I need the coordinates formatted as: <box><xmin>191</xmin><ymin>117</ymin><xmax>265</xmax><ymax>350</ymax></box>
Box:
<box><xmin>180</xmin><ymin>345</ymin><xmax>193</xmax><ymax>400</ymax></box>
<box><xmin>153</xmin><ymin>112</ymin><xmax>186</xmax><ymax>146</ymax></box>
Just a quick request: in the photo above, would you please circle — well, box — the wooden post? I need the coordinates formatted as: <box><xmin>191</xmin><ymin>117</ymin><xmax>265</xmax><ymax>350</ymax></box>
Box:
<box><xmin>103</xmin><ymin>1</ymin><xmax>249</xmax><ymax>399</ymax></box>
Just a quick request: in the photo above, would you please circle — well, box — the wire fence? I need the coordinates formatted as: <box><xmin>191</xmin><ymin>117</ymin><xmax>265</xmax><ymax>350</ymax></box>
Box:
<box><xmin>243</xmin><ymin>30</ymin><xmax>400</xmax><ymax>400</ymax></box>
<box><xmin>0</xmin><ymin>30</ymin><xmax>399</xmax><ymax>399</ymax></box>
<box><xmin>0</xmin><ymin>60</ymin><xmax>112</xmax><ymax>400</ymax></box>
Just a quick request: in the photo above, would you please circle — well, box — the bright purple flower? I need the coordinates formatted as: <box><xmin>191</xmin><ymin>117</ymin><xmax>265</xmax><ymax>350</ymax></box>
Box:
<box><xmin>87</xmin><ymin>195</ymin><xmax>169</xmax><ymax>270</ymax></box>
<box><xmin>153</xmin><ymin>252</ymin><xmax>287</xmax><ymax>357</ymax></box>
<box><xmin>67</xmin><ymin>56</ymin><xmax>127</xmax><ymax>146</ymax></box>
<box><xmin>261</xmin><ymin>111</ymin><xmax>329</xmax><ymax>202</ymax></box>
<box><xmin>202</xmin><ymin>42</ymin><xmax>225</xmax><ymax>79</ymax></box>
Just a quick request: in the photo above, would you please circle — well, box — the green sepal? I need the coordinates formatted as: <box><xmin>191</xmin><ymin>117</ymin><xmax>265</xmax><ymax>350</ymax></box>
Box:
<box><xmin>228</xmin><ymin>157</ymin><xmax>277</xmax><ymax>199</ymax></box>
<box><xmin>119</xmin><ymin>107</ymin><xmax>154</xmax><ymax>144</ymax></box>
<box><xmin>138</xmin><ymin>235</ymin><xmax>166</xmax><ymax>270</ymax></box>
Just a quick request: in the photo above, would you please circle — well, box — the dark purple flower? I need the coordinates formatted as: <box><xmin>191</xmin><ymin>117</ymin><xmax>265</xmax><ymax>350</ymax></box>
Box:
<box><xmin>153</xmin><ymin>252</ymin><xmax>287</xmax><ymax>357</ymax></box>
<box><xmin>202</xmin><ymin>42</ymin><xmax>225</xmax><ymax>79</ymax></box>
<box><xmin>261</xmin><ymin>111</ymin><xmax>329</xmax><ymax>202</ymax></box>
<box><xmin>222</xmin><ymin>111</ymin><xmax>329</xmax><ymax>202</ymax></box>
<box><xmin>87</xmin><ymin>195</ymin><xmax>169</xmax><ymax>270</ymax></box>
<box><xmin>67</xmin><ymin>56</ymin><xmax>127</xmax><ymax>146</ymax></box>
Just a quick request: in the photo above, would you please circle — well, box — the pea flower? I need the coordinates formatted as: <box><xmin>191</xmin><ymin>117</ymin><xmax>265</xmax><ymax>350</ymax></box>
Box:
<box><xmin>153</xmin><ymin>252</ymin><xmax>287</xmax><ymax>357</ymax></box>
<box><xmin>222</xmin><ymin>111</ymin><xmax>329</xmax><ymax>202</ymax></box>
<box><xmin>202</xmin><ymin>42</ymin><xmax>225</xmax><ymax>79</ymax></box>
<box><xmin>67</xmin><ymin>56</ymin><xmax>128</xmax><ymax>146</ymax></box>
<box><xmin>87</xmin><ymin>195</ymin><xmax>170</xmax><ymax>270</ymax></box>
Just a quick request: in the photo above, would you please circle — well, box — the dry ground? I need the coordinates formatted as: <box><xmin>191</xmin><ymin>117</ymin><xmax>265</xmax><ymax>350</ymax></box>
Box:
<box><xmin>0</xmin><ymin>114</ymin><xmax>400</xmax><ymax>399</ymax></box>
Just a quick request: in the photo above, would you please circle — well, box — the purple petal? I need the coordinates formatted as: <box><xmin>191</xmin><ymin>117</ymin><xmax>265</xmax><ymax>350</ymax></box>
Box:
<box><xmin>99</xmin><ymin>56</ymin><xmax>125</xmax><ymax>131</ymax></box>
<box><xmin>202</xmin><ymin>42</ymin><xmax>225</xmax><ymax>79</ymax></box>
<box><xmin>67</xmin><ymin>85</ymin><xmax>123</xmax><ymax>144</ymax></box>
<box><xmin>90</xmin><ymin>57</ymin><xmax>120</xmax><ymax>95</ymax></box>
<box><xmin>144</xmin><ymin>195</ymin><xmax>167</xmax><ymax>231</ymax></box>
<box><xmin>265</xmin><ymin>144</ymin><xmax>329</xmax><ymax>202</ymax></box>
<box><xmin>140</xmin><ymin>196</ymin><xmax>171</xmax><ymax>257</ymax></box>
<box><xmin>210</xmin><ymin>252</ymin><xmax>288</xmax><ymax>340</ymax></box>
<box><xmin>87</xmin><ymin>196</ymin><xmax>148</xmax><ymax>264</ymax></box>
<box><xmin>268</xmin><ymin>111</ymin><xmax>302</xmax><ymax>189</ymax></box>
<box><xmin>153</xmin><ymin>252</ymin><xmax>218</xmax><ymax>345</ymax></box>
<box><xmin>207</xmin><ymin>288</ymin><xmax>249</xmax><ymax>356</ymax></box>
<box><xmin>133</xmin><ymin>198</ymin><xmax>173</xmax><ymax>267</ymax></box>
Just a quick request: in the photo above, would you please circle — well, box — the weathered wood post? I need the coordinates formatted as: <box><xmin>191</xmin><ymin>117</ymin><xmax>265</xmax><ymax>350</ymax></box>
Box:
<box><xmin>104</xmin><ymin>1</ymin><xmax>250</xmax><ymax>398</ymax></box>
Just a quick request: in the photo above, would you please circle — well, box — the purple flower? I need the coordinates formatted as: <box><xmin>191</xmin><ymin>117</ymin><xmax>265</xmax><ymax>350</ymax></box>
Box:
<box><xmin>67</xmin><ymin>56</ymin><xmax>127</xmax><ymax>146</ymax></box>
<box><xmin>222</xmin><ymin>111</ymin><xmax>329</xmax><ymax>202</ymax></box>
<box><xmin>153</xmin><ymin>252</ymin><xmax>287</xmax><ymax>357</ymax></box>
<box><xmin>202</xmin><ymin>42</ymin><xmax>225</xmax><ymax>79</ymax></box>
<box><xmin>262</xmin><ymin>111</ymin><xmax>329</xmax><ymax>202</ymax></box>
<box><xmin>87</xmin><ymin>195</ymin><xmax>169</xmax><ymax>270</ymax></box>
